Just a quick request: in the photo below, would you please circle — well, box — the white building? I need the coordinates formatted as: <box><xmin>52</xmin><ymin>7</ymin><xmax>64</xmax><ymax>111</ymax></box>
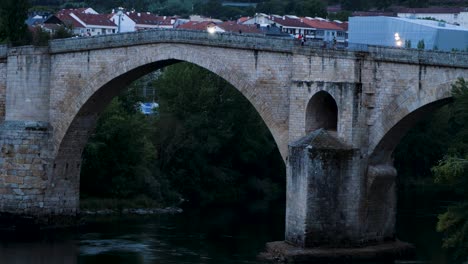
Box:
<box><xmin>349</xmin><ymin>16</ymin><xmax>468</xmax><ymax>51</ymax></box>
<box><xmin>56</xmin><ymin>8</ymin><xmax>117</xmax><ymax>36</ymax></box>
<box><xmin>109</xmin><ymin>10</ymin><xmax>135</xmax><ymax>33</ymax></box>
<box><xmin>397</xmin><ymin>7</ymin><xmax>468</xmax><ymax>28</ymax></box>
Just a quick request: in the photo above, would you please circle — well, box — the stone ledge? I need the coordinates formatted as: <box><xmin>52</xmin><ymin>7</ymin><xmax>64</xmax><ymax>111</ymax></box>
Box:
<box><xmin>260</xmin><ymin>240</ymin><xmax>415</xmax><ymax>264</ymax></box>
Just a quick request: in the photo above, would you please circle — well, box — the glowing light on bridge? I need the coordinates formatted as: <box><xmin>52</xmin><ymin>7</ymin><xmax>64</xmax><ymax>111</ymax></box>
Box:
<box><xmin>207</xmin><ymin>26</ymin><xmax>216</xmax><ymax>34</ymax></box>
<box><xmin>394</xmin><ymin>33</ymin><xmax>402</xmax><ymax>47</ymax></box>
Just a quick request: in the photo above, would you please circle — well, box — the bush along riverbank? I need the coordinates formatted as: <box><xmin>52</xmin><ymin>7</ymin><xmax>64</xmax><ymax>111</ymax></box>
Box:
<box><xmin>80</xmin><ymin>196</ymin><xmax>183</xmax><ymax>216</ymax></box>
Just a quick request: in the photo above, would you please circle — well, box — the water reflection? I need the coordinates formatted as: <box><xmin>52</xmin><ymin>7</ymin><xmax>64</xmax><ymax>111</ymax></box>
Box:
<box><xmin>0</xmin><ymin>239</ymin><xmax>77</xmax><ymax>264</ymax></box>
<box><xmin>0</xmin><ymin>196</ymin><xmax>451</xmax><ymax>264</ymax></box>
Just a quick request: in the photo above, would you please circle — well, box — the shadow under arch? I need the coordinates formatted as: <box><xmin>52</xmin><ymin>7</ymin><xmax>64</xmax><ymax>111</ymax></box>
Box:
<box><xmin>369</xmin><ymin>98</ymin><xmax>452</xmax><ymax>165</ymax></box>
<box><xmin>305</xmin><ymin>91</ymin><xmax>338</xmax><ymax>133</ymax></box>
<box><xmin>46</xmin><ymin>59</ymin><xmax>285</xmax><ymax>210</ymax></box>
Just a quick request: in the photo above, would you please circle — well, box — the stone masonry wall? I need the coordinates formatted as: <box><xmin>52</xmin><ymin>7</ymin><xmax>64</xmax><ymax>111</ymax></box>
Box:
<box><xmin>49</xmin><ymin>42</ymin><xmax>293</xmax><ymax>160</ymax></box>
<box><xmin>5</xmin><ymin>46</ymin><xmax>50</xmax><ymax>122</ymax></box>
<box><xmin>0</xmin><ymin>121</ymin><xmax>52</xmax><ymax>218</ymax></box>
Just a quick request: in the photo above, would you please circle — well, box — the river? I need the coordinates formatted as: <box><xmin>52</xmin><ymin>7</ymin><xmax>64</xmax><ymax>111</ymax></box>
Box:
<box><xmin>0</xmin><ymin>193</ymin><xmax>453</xmax><ymax>264</ymax></box>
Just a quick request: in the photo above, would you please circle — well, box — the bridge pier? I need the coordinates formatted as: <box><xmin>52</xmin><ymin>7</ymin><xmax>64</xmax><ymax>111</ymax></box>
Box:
<box><xmin>0</xmin><ymin>121</ymin><xmax>78</xmax><ymax>226</ymax></box>
<box><xmin>264</xmin><ymin>129</ymin><xmax>414</xmax><ymax>263</ymax></box>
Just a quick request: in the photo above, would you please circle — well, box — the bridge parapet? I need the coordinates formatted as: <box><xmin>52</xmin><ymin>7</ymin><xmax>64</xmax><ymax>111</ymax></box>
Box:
<box><xmin>367</xmin><ymin>45</ymin><xmax>468</xmax><ymax>68</ymax></box>
<box><xmin>49</xmin><ymin>29</ymin><xmax>296</xmax><ymax>54</ymax></box>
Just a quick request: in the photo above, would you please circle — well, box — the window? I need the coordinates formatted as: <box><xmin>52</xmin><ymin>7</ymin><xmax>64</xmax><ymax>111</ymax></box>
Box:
<box><xmin>316</xmin><ymin>30</ymin><xmax>324</xmax><ymax>36</ymax></box>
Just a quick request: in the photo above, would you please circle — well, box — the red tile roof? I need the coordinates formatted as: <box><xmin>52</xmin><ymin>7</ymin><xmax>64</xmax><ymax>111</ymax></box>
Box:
<box><xmin>270</xmin><ymin>15</ymin><xmax>314</xmax><ymax>28</ymax></box>
<box><xmin>74</xmin><ymin>13</ymin><xmax>116</xmax><ymax>27</ymax></box>
<box><xmin>237</xmin><ymin>16</ymin><xmax>250</xmax><ymax>23</ymax></box>
<box><xmin>219</xmin><ymin>21</ymin><xmax>261</xmax><ymax>33</ymax></box>
<box><xmin>56</xmin><ymin>9</ymin><xmax>85</xmax><ymax>28</ymax></box>
<box><xmin>177</xmin><ymin>21</ymin><xmax>216</xmax><ymax>31</ymax></box>
<box><xmin>178</xmin><ymin>21</ymin><xmax>262</xmax><ymax>34</ymax></box>
<box><xmin>302</xmin><ymin>18</ymin><xmax>344</xmax><ymax>30</ymax></box>
<box><xmin>56</xmin><ymin>9</ymin><xmax>116</xmax><ymax>27</ymax></box>
<box><xmin>333</xmin><ymin>21</ymin><xmax>348</xmax><ymax>31</ymax></box>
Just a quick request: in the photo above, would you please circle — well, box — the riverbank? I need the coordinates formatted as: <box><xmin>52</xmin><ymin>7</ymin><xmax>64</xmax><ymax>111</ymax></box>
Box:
<box><xmin>80</xmin><ymin>196</ymin><xmax>183</xmax><ymax>215</ymax></box>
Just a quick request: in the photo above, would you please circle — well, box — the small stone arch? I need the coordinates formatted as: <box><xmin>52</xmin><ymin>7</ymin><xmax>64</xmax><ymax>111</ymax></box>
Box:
<box><xmin>305</xmin><ymin>91</ymin><xmax>338</xmax><ymax>133</ymax></box>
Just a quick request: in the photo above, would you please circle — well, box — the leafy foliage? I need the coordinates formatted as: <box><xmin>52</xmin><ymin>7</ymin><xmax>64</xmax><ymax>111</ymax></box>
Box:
<box><xmin>151</xmin><ymin>63</ymin><xmax>284</xmax><ymax>205</ymax></box>
<box><xmin>433</xmin><ymin>156</ymin><xmax>468</xmax><ymax>261</ymax></box>
<box><xmin>430</xmin><ymin>78</ymin><xmax>468</xmax><ymax>262</ymax></box>
<box><xmin>80</xmin><ymin>63</ymin><xmax>285</xmax><ymax>207</ymax></box>
<box><xmin>0</xmin><ymin>0</ymin><xmax>30</xmax><ymax>46</ymax></box>
<box><xmin>256</xmin><ymin>0</ymin><xmax>326</xmax><ymax>17</ymax></box>
<box><xmin>394</xmin><ymin>78</ymin><xmax>468</xmax><ymax>261</ymax></box>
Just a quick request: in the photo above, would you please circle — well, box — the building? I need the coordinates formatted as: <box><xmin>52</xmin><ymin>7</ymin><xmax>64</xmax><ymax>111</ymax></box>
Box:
<box><xmin>397</xmin><ymin>7</ymin><xmax>468</xmax><ymax>28</ymax></box>
<box><xmin>55</xmin><ymin>8</ymin><xmax>117</xmax><ymax>36</ymax></box>
<box><xmin>242</xmin><ymin>13</ymin><xmax>348</xmax><ymax>42</ymax></box>
<box><xmin>177</xmin><ymin>21</ymin><xmax>225</xmax><ymax>33</ymax></box>
<box><xmin>109</xmin><ymin>9</ymin><xmax>177</xmax><ymax>33</ymax></box>
<box><xmin>242</xmin><ymin>13</ymin><xmax>315</xmax><ymax>38</ymax></box>
<box><xmin>177</xmin><ymin>21</ymin><xmax>262</xmax><ymax>34</ymax></box>
<box><xmin>126</xmin><ymin>12</ymin><xmax>176</xmax><ymax>30</ymax></box>
<box><xmin>349</xmin><ymin>16</ymin><xmax>468</xmax><ymax>51</ymax></box>
<box><xmin>302</xmin><ymin>18</ymin><xmax>347</xmax><ymax>42</ymax></box>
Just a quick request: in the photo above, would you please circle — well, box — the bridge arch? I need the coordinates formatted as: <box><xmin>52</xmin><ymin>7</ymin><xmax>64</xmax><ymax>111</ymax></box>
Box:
<box><xmin>46</xmin><ymin>43</ymin><xmax>288</xmax><ymax>209</ymax></box>
<box><xmin>368</xmin><ymin>78</ymin><xmax>460</xmax><ymax>165</ymax></box>
<box><xmin>305</xmin><ymin>91</ymin><xmax>338</xmax><ymax>133</ymax></box>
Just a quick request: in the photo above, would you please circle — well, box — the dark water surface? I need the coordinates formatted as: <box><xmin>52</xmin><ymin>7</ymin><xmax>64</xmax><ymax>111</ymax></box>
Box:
<box><xmin>0</xmin><ymin>193</ymin><xmax>452</xmax><ymax>264</ymax></box>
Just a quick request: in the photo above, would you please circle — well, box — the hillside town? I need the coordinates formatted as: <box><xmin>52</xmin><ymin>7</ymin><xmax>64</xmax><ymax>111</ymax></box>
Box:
<box><xmin>26</xmin><ymin>5</ymin><xmax>468</xmax><ymax>51</ymax></box>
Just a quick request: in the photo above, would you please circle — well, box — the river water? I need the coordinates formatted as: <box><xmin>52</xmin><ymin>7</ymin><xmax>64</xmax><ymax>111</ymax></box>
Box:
<box><xmin>0</xmin><ymin>194</ymin><xmax>452</xmax><ymax>264</ymax></box>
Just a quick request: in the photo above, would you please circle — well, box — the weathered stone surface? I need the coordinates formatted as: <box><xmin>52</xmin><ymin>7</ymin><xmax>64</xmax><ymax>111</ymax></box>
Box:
<box><xmin>0</xmin><ymin>31</ymin><xmax>466</xmax><ymax>256</ymax></box>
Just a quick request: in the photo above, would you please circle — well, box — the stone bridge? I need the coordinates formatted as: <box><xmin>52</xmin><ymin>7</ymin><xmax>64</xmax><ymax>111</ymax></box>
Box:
<box><xmin>0</xmin><ymin>29</ymin><xmax>467</xmax><ymax>257</ymax></box>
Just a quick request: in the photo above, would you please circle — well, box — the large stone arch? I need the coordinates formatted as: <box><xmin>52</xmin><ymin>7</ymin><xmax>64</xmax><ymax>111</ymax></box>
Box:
<box><xmin>368</xmin><ymin>78</ymin><xmax>458</xmax><ymax>165</ymax></box>
<box><xmin>46</xmin><ymin>43</ymin><xmax>288</xmax><ymax>211</ymax></box>
<box><xmin>50</xmin><ymin>43</ymin><xmax>288</xmax><ymax>160</ymax></box>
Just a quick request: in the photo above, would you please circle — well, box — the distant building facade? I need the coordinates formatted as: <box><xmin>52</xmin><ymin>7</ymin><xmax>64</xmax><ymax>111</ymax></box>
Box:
<box><xmin>241</xmin><ymin>13</ymin><xmax>347</xmax><ymax>42</ymax></box>
<box><xmin>349</xmin><ymin>16</ymin><xmax>468</xmax><ymax>51</ymax></box>
<box><xmin>397</xmin><ymin>7</ymin><xmax>468</xmax><ymax>28</ymax></box>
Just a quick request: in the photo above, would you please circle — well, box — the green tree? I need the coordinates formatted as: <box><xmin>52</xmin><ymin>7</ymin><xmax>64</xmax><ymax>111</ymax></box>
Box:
<box><xmin>328</xmin><ymin>10</ymin><xmax>352</xmax><ymax>21</ymax></box>
<box><xmin>340</xmin><ymin>0</ymin><xmax>369</xmax><ymax>11</ymax></box>
<box><xmin>417</xmin><ymin>39</ymin><xmax>425</xmax><ymax>50</ymax></box>
<box><xmin>287</xmin><ymin>0</ymin><xmax>327</xmax><ymax>18</ymax></box>
<box><xmin>53</xmin><ymin>25</ymin><xmax>74</xmax><ymax>39</ymax></box>
<box><xmin>80</xmin><ymin>80</ymin><xmax>164</xmax><ymax>201</ymax></box>
<box><xmin>30</xmin><ymin>26</ymin><xmax>50</xmax><ymax>46</ymax></box>
<box><xmin>0</xmin><ymin>0</ymin><xmax>31</xmax><ymax>46</ymax></box>
<box><xmin>255</xmin><ymin>0</ymin><xmax>287</xmax><ymax>15</ymax></box>
<box><xmin>405</xmin><ymin>39</ymin><xmax>412</xmax><ymax>48</ymax></box>
<box><xmin>152</xmin><ymin>63</ymin><xmax>285</xmax><ymax>205</ymax></box>
<box><xmin>432</xmin><ymin>78</ymin><xmax>468</xmax><ymax>262</ymax></box>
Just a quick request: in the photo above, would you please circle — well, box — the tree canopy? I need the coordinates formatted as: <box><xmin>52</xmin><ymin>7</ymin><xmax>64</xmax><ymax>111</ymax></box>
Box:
<box><xmin>0</xmin><ymin>0</ymin><xmax>30</xmax><ymax>46</ymax></box>
<box><xmin>431</xmin><ymin>79</ymin><xmax>468</xmax><ymax>262</ymax></box>
<box><xmin>80</xmin><ymin>63</ymin><xmax>285</xmax><ymax>207</ymax></box>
